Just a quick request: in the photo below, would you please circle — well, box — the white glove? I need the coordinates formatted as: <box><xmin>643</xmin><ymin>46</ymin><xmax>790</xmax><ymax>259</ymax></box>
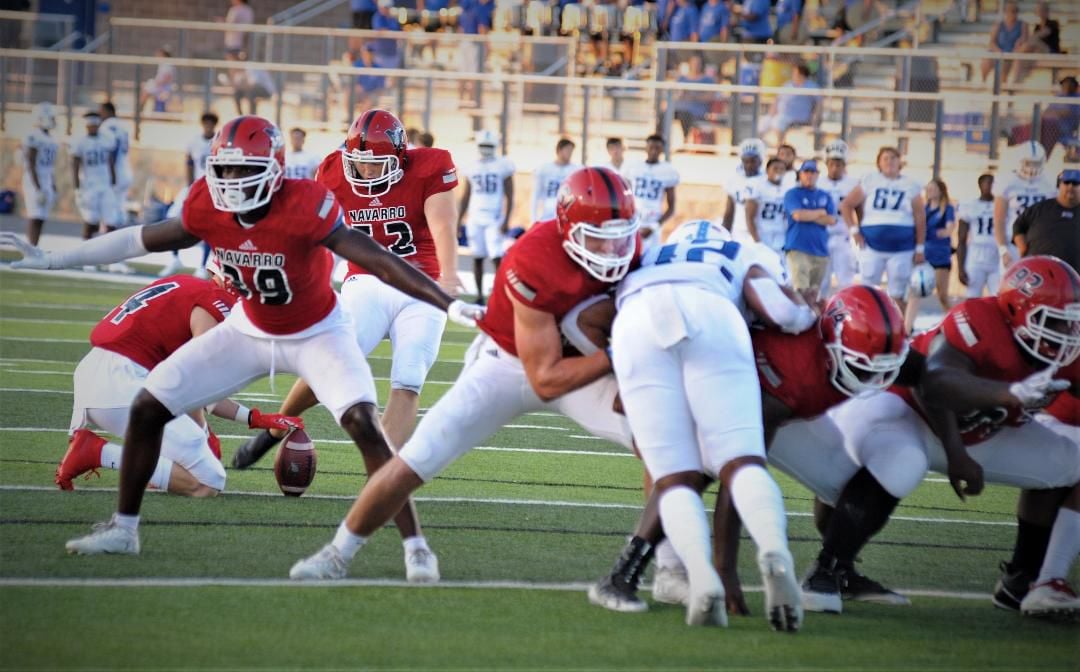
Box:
<box><xmin>780</xmin><ymin>305</ymin><xmax>818</xmax><ymax>335</ymax></box>
<box><xmin>448</xmin><ymin>299</ymin><xmax>485</xmax><ymax>328</ymax></box>
<box><xmin>35</xmin><ymin>191</ymin><xmax>48</xmax><ymax>207</ymax></box>
<box><xmin>0</xmin><ymin>232</ymin><xmax>54</xmax><ymax>270</ymax></box>
<box><xmin>1008</xmin><ymin>368</ymin><xmax>1070</xmax><ymax>409</ymax></box>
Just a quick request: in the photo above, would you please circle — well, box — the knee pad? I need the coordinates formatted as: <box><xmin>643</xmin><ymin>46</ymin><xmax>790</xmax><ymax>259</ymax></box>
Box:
<box><xmin>862</xmin><ymin>435</ymin><xmax>928</xmax><ymax>499</ymax></box>
<box><xmin>390</xmin><ymin>350</ymin><xmax>437</xmax><ymax>394</ymax></box>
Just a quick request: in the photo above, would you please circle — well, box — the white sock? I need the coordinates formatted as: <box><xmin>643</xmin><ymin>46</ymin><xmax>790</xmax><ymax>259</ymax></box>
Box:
<box><xmin>729</xmin><ymin>465</ymin><xmax>789</xmax><ymax>559</ymax></box>
<box><xmin>654</xmin><ymin>539</ymin><xmax>683</xmax><ymax>571</ymax></box>
<box><xmin>148</xmin><ymin>458</ymin><xmax>174</xmax><ymax>491</ymax></box>
<box><xmin>332</xmin><ymin>522</ymin><xmax>367</xmax><ymax>560</ymax></box>
<box><xmin>657</xmin><ymin>486</ymin><xmax>715</xmax><ymax>585</ymax></box>
<box><xmin>402</xmin><ymin>536</ymin><xmax>430</xmax><ymax>554</ymax></box>
<box><xmin>100</xmin><ymin>442</ymin><xmax>123</xmax><ymax>471</ymax></box>
<box><xmin>112</xmin><ymin>513</ymin><xmax>139</xmax><ymax>531</ymax></box>
<box><xmin>1036</xmin><ymin>507</ymin><xmax>1080</xmax><ymax>584</ymax></box>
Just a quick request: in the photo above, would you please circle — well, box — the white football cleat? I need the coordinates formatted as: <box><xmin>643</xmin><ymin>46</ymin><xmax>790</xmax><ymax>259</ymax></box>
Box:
<box><xmin>157</xmin><ymin>256</ymin><xmax>184</xmax><ymax>277</ymax></box>
<box><xmin>289</xmin><ymin>544</ymin><xmax>348</xmax><ymax>580</ymax></box>
<box><xmin>685</xmin><ymin>570</ymin><xmax>727</xmax><ymax>627</ymax></box>
<box><xmin>652</xmin><ymin>566</ymin><xmax>690</xmax><ymax>605</ymax></box>
<box><xmin>1020</xmin><ymin>579</ymin><xmax>1080</xmax><ymax>621</ymax></box>
<box><xmin>760</xmin><ymin>549</ymin><xmax>803</xmax><ymax>632</ymax></box>
<box><xmin>405</xmin><ymin>548</ymin><xmax>440</xmax><ymax>583</ymax></box>
<box><xmin>65</xmin><ymin>519</ymin><xmax>140</xmax><ymax>555</ymax></box>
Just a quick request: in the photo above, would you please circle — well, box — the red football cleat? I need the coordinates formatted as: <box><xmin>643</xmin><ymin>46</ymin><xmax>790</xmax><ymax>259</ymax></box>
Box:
<box><xmin>55</xmin><ymin>429</ymin><xmax>106</xmax><ymax>490</ymax></box>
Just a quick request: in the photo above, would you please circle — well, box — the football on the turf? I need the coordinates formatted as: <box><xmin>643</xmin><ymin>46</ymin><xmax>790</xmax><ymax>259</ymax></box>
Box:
<box><xmin>273</xmin><ymin>429</ymin><xmax>317</xmax><ymax>497</ymax></box>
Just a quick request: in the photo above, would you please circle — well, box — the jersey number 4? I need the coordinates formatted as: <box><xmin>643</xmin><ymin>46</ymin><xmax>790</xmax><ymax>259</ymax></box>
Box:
<box><xmin>110</xmin><ymin>282</ymin><xmax>181</xmax><ymax>324</ymax></box>
<box><xmin>221</xmin><ymin>263</ymin><xmax>293</xmax><ymax>305</ymax></box>
<box><xmin>353</xmin><ymin>221</ymin><xmax>417</xmax><ymax>256</ymax></box>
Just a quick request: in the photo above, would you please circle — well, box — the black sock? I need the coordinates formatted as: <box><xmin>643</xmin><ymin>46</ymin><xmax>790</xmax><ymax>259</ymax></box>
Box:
<box><xmin>1009</xmin><ymin>518</ymin><xmax>1052</xmax><ymax>576</ymax></box>
<box><xmin>821</xmin><ymin>468</ymin><xmax>900</xmax><ymax>567</ymax></box>
<box><xmin>609</xmin><ymin>536</ymin><xmax>654</xmax><ymax>591</ymax></box>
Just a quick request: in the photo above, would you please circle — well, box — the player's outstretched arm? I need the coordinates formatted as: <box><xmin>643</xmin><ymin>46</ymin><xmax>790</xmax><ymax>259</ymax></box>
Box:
<box><xmin>2</xmin><ymin>219</ymin><xmax>198</xmax><ymax>270</ymax></box>
<box><xmin>742</xmin><ymin>266</ymin><xmax>817</xmax><ymax>334</ymax></box>
<box><xmin>322</xmin><ymin>225</ymin><xmax>483</xmax><ymax>326</ymax></box>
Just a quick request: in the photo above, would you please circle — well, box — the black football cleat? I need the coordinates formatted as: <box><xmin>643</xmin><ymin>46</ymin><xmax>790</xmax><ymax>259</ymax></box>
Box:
<box><xmin>801</xmin><ymin>558</ymin><xmax>843</xmax><ymax>614</ymax></box>
<box><xmin>588</xmin><ymin>575</ymin><xmax>648</xmax><ymax>613</ymax></box>
<box><xmin>231</xmin><ymin>430</ymin><xmax>283</xmax><ymax>470</ymax></box>
<box><xmin>992</xmin><ymin>560</ymin><xmax>1035</xmax><ymax>612</ymax></box>
<box><xmin>839</xmin><ymin>567</ymin><xmax>910</xmax><ymax>605</ymax></box>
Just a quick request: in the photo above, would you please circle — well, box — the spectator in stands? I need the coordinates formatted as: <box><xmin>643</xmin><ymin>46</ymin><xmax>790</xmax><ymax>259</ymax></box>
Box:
<box><xmin>1012</xmin><ymin>168</ymin><xmax>1080</xmax><ymax>271</ymax></box>
<box><xmin>1043</xmin><ymin>76</ymin><xmax>1080</xmax><ymax>151</ymax></box>
<box><xmin>834</xmin><ymin>0</ymin><xmax>884</xmax><ymax>45</ymax></box>
<box><xmin>1063</xmin><ymin>136</ymin><xmax>1080</xmax><ymax>165</ymax></box>
<box><xmin>138</xmin><ymin>47</ymin><xmax>177</xmax><ymax>113</ymax></box>
<box><xmin>673</xmin><ymin>55</ymin><xmax>717</xmax><ymax>143</ymax></box>
<box><xmin>757</xmin><ymin>63</ymin><xmax>819</xmax><ymax>144</ymax></box>
<box><xmin>353</xmin><ymin>46</ymin><xmax>387</xmax><ymax>113</ymax></box>
<box><xmin>698</xmin><ymin>0</ymin><xmax>730</xmax><ymax>49</ymax></box>
<box><xmin>783</xmin><ymin>159</ymin><xmax>836</xmax><ymax>292</ymax></box>
<box><xmin>668</xmin><ymin>0</ymin><xmax>700</xmax><ymax>42</ymax></box>
<box><xmin>774</xmin><ymin>0</ymin><xmax>802</xmax><ymax>44</ymax></box>
<box><xmin>737</xmin><ymin>0</ymin><xmax>774</xmax><ymax>44</ymax></box>
<box><xmin>601</xmin><ymin>137</ymin><xmax>627</xmax><ymax>175</ymax></box>
<box><xmin>904</xmin><ymin>178</ymin><xmax>955</xmax><ymax>332</ymax></box>
<box><xmin>226</xmin><ymin>55</ymin><xmax>276</xmax><ymax>116</ymax></box>
<box><xmin>352</xmin><ymin>0</ymin><xmax>377</xmax><ymax>30</ymax></box>
<box><xmin>222</xmin><ymin>0</ymin><xmax>254</xmax><ymax>59</ymax></box>
<box><xmin>371</xmin><ymin>0</ymin><xmax>403</xmax><ymax>69</ymax></box>
<box><xmin>1012</xmin><ymin>2</ymin><xmax>1061</xmax><ymax>81</ymax></box>
<box><xmin>458</xmin><ymin>0</ymin><xmax>495</xmax><ymax>104</ymax></box>
<box><xmin>981</xmin><ymin>0</ymin><xmax>1027</xmax><ymax>83</ymax></box>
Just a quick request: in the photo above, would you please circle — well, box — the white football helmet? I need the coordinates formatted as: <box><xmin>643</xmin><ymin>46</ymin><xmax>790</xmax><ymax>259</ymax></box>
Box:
<box><xmin>670</xmin><ymin>219</ymin><xmax>731</xmax><ymax>243</ymax></box>
<box><xmin>738</xmin><ymin>138</ymin><xmax>767</xmax><ymax>159</ymax></box>
<box><xmin>32</xmin><ymin>102</ymin><xmax>56</xmax><ymax>131</ymax></box>
<box><xmin>825</xmin><ymin>139</ymin><xmax>849</xmax><ymax>162</ymax></box>
<box><xmin>476</xmin><ymin>130</ymin><xmax>498</xmax><ymax>159</ymax></box>
<box><xmin>1014</xmin><ymin>140</ymin><xmax>1047</xmax><ymax>180</ymax></box>
<box><xmin>909</xmin><ymin>263</ymin><xmax>936</xmax><ymax>298</ymax></box>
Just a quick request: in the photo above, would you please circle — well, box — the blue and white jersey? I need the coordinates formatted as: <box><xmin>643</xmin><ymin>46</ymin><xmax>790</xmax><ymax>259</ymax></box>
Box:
<box><xmin>819</xmin><ymin>173</ymin><xmax>858</xmax><ymax>237</ymax></box>
<box><xmin>727</xmin><ymin>169</ymin><xmax>760</xmax><ymax>239</ymax></box>
<box><xmin>858</xmin><ymin>172</ymin><xmax>921</xmax><ymax>252</ymax></box>
<box><xmin>999</xmin><ymin>172</ymin><xmax>1056</xmax><ymax>231</ymax></box>
<box><xmin>99</xmin><ymin>117</ymin><xmax>132</xmax><ymax>184</ymax></box>
<box><xmin>284</xmin><ymin>150</ymin><xmax>320</xmax><ymax>180</ymax></box>
<box><xmin>187</xmin><ymin>133</ymin><xmax>214</xmax><ymax>183</ymax></box>
<box><xmin>464</xmin><ymin>155</ymin><xmax>515</xmax><ymax>226</ymax></box>
<box><xmin>958</xmin><ymin>197</ymin><xmax>998</xmax><ymax>268</ymax></box>
<box><xmin>70</xmin><ymin>133</ymin><xmax>117</xmax><ymax>190</ymax></box>
<box><xmin>745</xmin><ymin>175</ymin><xmax>788</xmax><ymax>253</ymax></box>
<box><xmin>617</xmin><ymin>220</ymin><xmax>786</xmax><ymax>319</ymax></box>
<box><xmin>622</xmin><ymin>160</ymin><xmax>680</xmax><ymax>230</ymax></box>
<box><xmin>22</xmin><ymin>128</ymin><xmax>59</xmax><ymax>188</ymax></box>
<box><xmin>532</xmin><ymin>161</ymin><xmax>580</xmax><ymax>222</ymax></box>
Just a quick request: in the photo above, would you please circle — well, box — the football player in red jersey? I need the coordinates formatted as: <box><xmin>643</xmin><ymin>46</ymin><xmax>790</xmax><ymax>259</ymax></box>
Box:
<box><xmin>231</xmin><ymin>110</ymin><xmax>464</xmax><ymax>496</ymax></box>
<box><xmin>55</xmin><ymin>257</ymin><xmax>303</xmax><ymax>496</ymax></box>
<box><xmin>804</xmin><ymin>256</ymin><xmax>1078</xmax><ymax>618</ymax></box>
<box><xmin>2</xmin><ymin>116</ymin><xmax>483</xmax><ymax>565</ymax></box>
<box><xmin>288</xmin><ymin>166</ymin><xmax>642</xmax><ymax>581</ymax></box>
<box><xmin>588</xmin><ymin>285</ymin><xmax>919</xmax><ymax>616</ymax></box>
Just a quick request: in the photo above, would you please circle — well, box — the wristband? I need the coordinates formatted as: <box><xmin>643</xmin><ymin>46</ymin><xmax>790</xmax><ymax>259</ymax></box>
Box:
<box><xmin>914</xmin><ymin>244</ymin><xmax>925</xmax><ymax>254</ymax></box>
<box><xmin>233</xmin><ymin>403</ymin><xmax>251</xmax><ymax>424</ymax></box>
<box><xmin>998</xmin><ymin>244</ymin><xmax>1009</xmax><ymax>254</ymax></box>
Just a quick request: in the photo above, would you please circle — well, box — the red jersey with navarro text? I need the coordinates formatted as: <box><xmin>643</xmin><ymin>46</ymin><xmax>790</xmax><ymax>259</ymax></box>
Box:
<box><xmin>181</xmin><ymin>178</ymin><xmax>342</xmax><ymax>335</ymax></box>
<box><xmin>753</xmin><ymin>327</ymin><xmax>848</xmax><ymax>419</ymax></box>
<box><xmin>1045</xmin><ymin>358</ymin><xmax>1079</xmax><ymax>426</ymax></box>
<box><xmin>91</xmin><ymin>275</ymin><xmax>236</xmax><ymax>371</ymax></box>
<box><xmin>317</xmin><ymin>147</ymin><xmax>457</xmax><ymax>280</ymax></box>
<box><xmin>892</xmin><ymin>297</ymin><xmax>1039</xmax><ymax>444</ymax></box>
<box><xmin>479</xmin><ymin>219</ymin><xmax>634</xmax><ymax>357</ymax></box>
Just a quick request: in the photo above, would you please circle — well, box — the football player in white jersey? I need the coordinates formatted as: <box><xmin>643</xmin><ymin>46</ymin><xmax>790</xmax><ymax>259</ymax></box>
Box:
<box><xmin>722</xmin><ymin>138</ymin><xmax>767</xmax><ymax>243</ymax></box>
<box><xmin>744</xmin><ymin>157</ymin><xmax>789</xmax><ymax>254</ymax></box>
<box><xmin>621</xmin><ymin>134</ymin><xmax>678</xmax><ymax>248</ymax></box>
<box><xmin>98</xmin><ymin>102</ymin><xmax>136</xmax><ymax>274</ymax></box>
<box><xmin>841</xmin><ymin>146</ymin><xmax>926</xmax><ymax>315</ymax></box>
<box><xmin>284</xmin><ymin>127</ymin><xmax>320</xmax><ymax>180</ymax></box>
<box><xmin>531</xmin><ymin>137</ymin><xmax>580</xmax><ymax>222</ymax></box>
<box><xmin>993</xmin><ymin>140</ymin><xmax>1056</xmax><ymax>266</ymax></box>
<box><xmin>609</xmin><ymin>220</ymin><xmax>815</xmax><ymax>630</ymax></box>
<box><xmin>600</xmin><ymin>137</ymin><xmax>627</xmax><ymax>176</ymax></box>
<box><xmin>70</xmin><ymin>112</ymin><xmax>118</xmax><ymax>250</ymax></box>
<box><xmin>458</xmin><ymin>130</ymin><xmax>515</xmax><ymax>304</ymax></box>
<box><xmin>818</xmin><ymin>140</ymin><xmax>860</xmax><ymax>298</ymax></box>
<box><xmin>957</xmin><ymin>173</ymin><xmax>1000</xmax><ymax>297</ymax></box>
<box><xmin>21</xmin><ymin>102</ymin><xmax>59</xmax><ymax>246</ymax></box>
<box><xmin>777</xmin><ymin>143</ymin><xmax>798</xmax><ymax>191</ymax></box>
<box><xmin>160</xmin><ymin>112</ymin><xmax>219</xmax><ymax>277</ymax></box>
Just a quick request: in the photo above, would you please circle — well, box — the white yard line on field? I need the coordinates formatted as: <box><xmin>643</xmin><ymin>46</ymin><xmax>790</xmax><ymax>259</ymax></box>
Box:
<box><xmin>0</xmin><ymin>484</ymin><xmax>1015</xmax><ymax>526</ymax></box>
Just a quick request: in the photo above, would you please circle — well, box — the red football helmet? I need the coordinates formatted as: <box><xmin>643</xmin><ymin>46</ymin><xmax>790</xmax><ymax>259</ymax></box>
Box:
<box><xmin>998</xmin><ymin>255</ymin><xmax>1080</xmax><ymax>367</ymax></box>
<box><xmin>342</xmin><ymin>109</ymin><xmax>407</xmax><ymax>197</ymax></box>
<box><xmin>555</xmin><ymin>167</ymin><xmax>639</xmax><ymax>282</ymax></box>
<box><xmin>820</xmin><ymin>285</ymin><xmax>909</xmax><ymax>397</ymax></box>
<box><xmin>204</xmin><ymin>116</ymin><xmax>285</xmax><ymax>213</ymax></box>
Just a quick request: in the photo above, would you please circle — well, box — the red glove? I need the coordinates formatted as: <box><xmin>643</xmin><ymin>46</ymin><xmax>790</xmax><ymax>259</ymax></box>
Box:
<box><xmin>248</xmin><ymin>408</ymin><xmax>304</xmax><ymax>432</ymax></box>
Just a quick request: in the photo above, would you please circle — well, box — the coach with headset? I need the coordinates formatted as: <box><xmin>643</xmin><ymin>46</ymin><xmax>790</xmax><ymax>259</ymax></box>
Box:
<box><xmin>1012</xmin><ymin>168</ymin><xmax>1080</xmax><ymax>270</ymax></box>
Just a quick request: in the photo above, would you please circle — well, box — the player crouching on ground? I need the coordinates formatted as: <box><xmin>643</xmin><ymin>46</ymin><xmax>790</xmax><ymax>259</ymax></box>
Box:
<box><xmin>2</xmin><ymin>115</ymin><xmax>483</xmax><ymax>564</ymax></box>
<box><xmin>57</xmin><ymin>256</ymin><xmax>304</xmax><ymax>496</ymax></box>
